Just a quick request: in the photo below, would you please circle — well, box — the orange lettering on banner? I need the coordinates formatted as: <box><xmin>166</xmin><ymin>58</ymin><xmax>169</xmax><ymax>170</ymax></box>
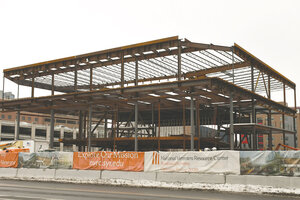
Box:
<box><xmin>0</xmin><ymin>152</ymin><xmax>19</xmax><ymax>168</ymax></box>
<box><xmin>73</xmin><ymin>151</ymin><xmax>144</xmax><ymax>171</ymax></box>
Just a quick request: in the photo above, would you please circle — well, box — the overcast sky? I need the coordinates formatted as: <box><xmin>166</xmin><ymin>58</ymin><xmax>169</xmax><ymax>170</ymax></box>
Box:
<box><xmin>1</xmin><ymin>0</ymin><xmax>300</xmax><ymax>106</ymax></box>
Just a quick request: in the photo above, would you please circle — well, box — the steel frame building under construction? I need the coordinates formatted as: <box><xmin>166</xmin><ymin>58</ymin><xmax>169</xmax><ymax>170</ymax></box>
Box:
<box><xmin>1</xmin><ymin>36</ymin><xmax>297</xmax><ymax>151</ymax></box>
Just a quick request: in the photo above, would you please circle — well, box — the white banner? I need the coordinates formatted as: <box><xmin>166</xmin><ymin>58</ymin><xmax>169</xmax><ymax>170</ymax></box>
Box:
<box><xmin>144</xmin><ymin>151</ymin><xmax>240</xmax><ymax>174</ymax></box>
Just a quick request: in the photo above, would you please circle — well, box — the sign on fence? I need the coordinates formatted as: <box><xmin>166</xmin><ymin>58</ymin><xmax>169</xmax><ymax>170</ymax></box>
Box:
<box><xmin>73</xmin><ymin>151</ymin><xmax>144</xmax><ymax>171</ymax></box>
<box><xmin>18</xmin><ymin>152</ymin><xmax>73</xmax><ymax>169</ymax></box>
<box><xmin>240</xmin><ymin>151</ymin><xmax>300</xmax><ymax>176</ymax></box>
<box><xmin>144</xmin><ymin>151</ymin><xmax>240</xmax><ymax>174</ymax></box>
<box><xmin>0</xmin><ymin>152</ymin><xmax>19</xmax><ymax>168</ymax></box>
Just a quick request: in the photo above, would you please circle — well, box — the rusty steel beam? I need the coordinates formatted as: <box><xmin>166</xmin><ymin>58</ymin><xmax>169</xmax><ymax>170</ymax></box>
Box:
<box><xmin>234</xmin><ymin>43</ymin><xmax>295</xmax><ymax>89</ymax></box>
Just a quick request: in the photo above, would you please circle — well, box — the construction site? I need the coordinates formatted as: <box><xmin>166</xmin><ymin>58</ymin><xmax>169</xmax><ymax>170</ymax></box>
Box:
<box><xmin>0</xmin><ymin>36</ymin><xmax>297</xmax><ymax>152</ymax></box>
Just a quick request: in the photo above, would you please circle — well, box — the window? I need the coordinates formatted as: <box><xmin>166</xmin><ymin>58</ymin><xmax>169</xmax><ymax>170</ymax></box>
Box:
<box><xmin>56</xmin><ymin>119</ymin><xmax>66</xmax><ymax>124</ymax></box>
<box><xmin>28</xmin><ymin>117</ymin><xmax>31</xmax><ymax>121</ymax></box>
<box><xmin>67</xmin><ymin>120</ymin><xmax>76</xmax><ymax>124</ymax></box>
<box><xmin>35</xmin><ymin>118</ymin><xmax>38</xmax><ymax>122</ymax></box>
<box><xmin>8</xmin><ymin>115</ymin><xmax>12</xmax><ymax>119</ymax></box>
<box><xmin>257</xmin><ymin>118</ymin><xmax>263</xmax><ymax>124</ymax></box>
<box><xmin>44</xmin><ymin>118</ymin><xmax>50</xmax><ymax>122</ymax></box>
<box><xmin>1</xmin><ymin>115</ymin><xmax>4</xmax><ymax>119</ymax></box>
<box><xmin>22</xmin><ymin>116</ymin><xmax>25</xmax><ymax>120</ymax></box>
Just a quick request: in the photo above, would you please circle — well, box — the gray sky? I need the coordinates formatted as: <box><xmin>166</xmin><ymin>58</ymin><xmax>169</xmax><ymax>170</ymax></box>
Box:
<box><xmin>1</xmin><ymin>0</ymin><xmax>300</xmax><ymax>106</ymax></box>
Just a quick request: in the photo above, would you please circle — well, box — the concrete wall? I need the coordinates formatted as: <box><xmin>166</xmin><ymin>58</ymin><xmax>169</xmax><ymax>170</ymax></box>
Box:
<box><xmin>0</xmin><ymin>168</ymin><xmax>299</xmax><ymax>189</ymax></box>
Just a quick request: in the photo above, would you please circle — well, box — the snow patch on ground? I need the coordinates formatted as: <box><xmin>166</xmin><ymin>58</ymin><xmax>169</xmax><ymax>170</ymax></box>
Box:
<box><xmin>9</xmin><ymin>177</ymin><xmax>300</xmax><ymax>195</ymax></box>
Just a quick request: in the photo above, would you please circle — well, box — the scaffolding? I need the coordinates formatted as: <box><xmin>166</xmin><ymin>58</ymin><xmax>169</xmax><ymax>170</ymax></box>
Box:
<box><xmin>1</xmin><ymin>36</ymin><xmax>297</xmax><ymax>151</ymax></box>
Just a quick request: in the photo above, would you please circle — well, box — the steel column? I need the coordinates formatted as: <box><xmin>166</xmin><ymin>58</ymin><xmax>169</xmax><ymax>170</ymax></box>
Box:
<box><xmin>15</xmin><ymin>110</ymin><xmax>20</xmax><ymax>140</ymax></box>
<box><xmin>294</xmin><ymin>86</ymin><xmax>297</xmax><ymax>147</ymax></box>
<box><xmin>283</xmin><ymin>84</ymin><xmax>286</xmax><ymax>146</ymax></box>
<box><xmin>230</xmin><ymin>92</ymin><xmax>234</xmax><ymax>150</ymax></box>
<box><xmin>31</xmin><ymin>77</ymin><xmax>34</xmax><ymax>98</ymax></box>
<box><xmin>78</xmin><ymin>111</ymin><xmax>83</xmax><ymax>151</ymax></box>
<box><xmin>135</xmin><ymin>59</ymin><xmax>138</xmax><ymax>86</ymax></box>
<box><xmin>104</xmin><ymin>117</ymin><xmax>108</xmax><ymax>138</ymax></box>
<box><xmin>182</xmin><ymin>99</ymin><xmax>186</xmax><ymax>151</ymax></box>
<box><xmin>90</xmin><ymin>66</ymin><xmax>93</xmax><ymax>91</ymax></box>
<box><xmin>268</xmin><ymin>75</ymin><xmax>272</xmax><ymax>150</ymax></box>
<box><xmin>74</xmin><ymin>65</ymin><xmax>78</xmax><ymax>92</ymax></box>
<box><xmin>135</xmin><ymin>102</ymin><xmax>138</xmax><ymax>151</ymax></box>
<box><xmin>196</xmin><ymin>100</ymin><xmax>200</xmax><ymax>150</ymax></box>
<box><xmin>190</xmin><ymin>96</ymin><xmax>195</xmax><ymax>151</ymax></box>
<box><xmin>267</xmin><ymin>110</ymin><xmax>272</xmax><ymax>150</ymax></box>
<box><xmin>17</xmin><ymin>83</ymin><xmax>19</xmax><ymax>99</ymax></box>
<box><xmin>158</xmin><ymin>101</ymin><xmax>161</xmax><ymax>151</ymax></box>
<box><xmin>49</xmin><ymin>109</ymin><xmax>55</xmax><ymax>149</ymax></box>
<box><xmin>1</xmin><ymin>75</ymin><xmax>4</xmax><ymax>112</ymax></box>
<box><xmin>231</xmin><ymin>47</ymin><xmax>235</xmax><ymax>84</ymax></box>
<box><xmin>121</xmin><ymin>53</ymin><xmax>124</xmax><ymax>87</ymax></box>
<box><xmin>88</xmin><ymin>106</ymin><xmax>92</xmax><ymax>152</ymax></box>
<box><xmin>51</xmin><ymin>74</ymin><xmax>54</xmax><ymax>95</ymax></box>
<box><xmin>151</xmin><ymin>103</ymin><xmax>155</xmax><ymax>136</ymax></box>
<box><xmin>178</xmin><ymin>41</ymin><xmax>182</xmax><ymax>81</ymax></box>
<box><xmin>251</xmin><ymin>65</ymin><xmax>257</xmax><ymax>150</ymax></box>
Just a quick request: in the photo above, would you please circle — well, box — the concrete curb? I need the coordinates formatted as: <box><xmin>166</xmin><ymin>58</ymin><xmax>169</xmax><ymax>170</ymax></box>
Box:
<box><xmin>0</xmin><ymin>168</ymin><xmax>299</xmax><ymax>193</ymax></box>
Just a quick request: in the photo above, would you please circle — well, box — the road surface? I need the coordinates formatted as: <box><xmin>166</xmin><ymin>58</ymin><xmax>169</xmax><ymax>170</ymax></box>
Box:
<box><xmin>0</xmin><ymin>180</ymin><xmax>298</xmax><ymax>200</ymax></box>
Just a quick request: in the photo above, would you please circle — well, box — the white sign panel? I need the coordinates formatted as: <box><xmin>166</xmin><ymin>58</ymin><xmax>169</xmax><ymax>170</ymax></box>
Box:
<box><xmin>144</xmin><ymin>151</ymin><xmax>240</xmax><ymax>174</ymax></box>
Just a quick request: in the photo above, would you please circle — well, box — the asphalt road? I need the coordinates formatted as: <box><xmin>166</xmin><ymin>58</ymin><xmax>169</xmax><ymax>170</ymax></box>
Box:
<box><xmin>0</xmin><ymin>180</ymin><xmax>298</xmax><ymax>200</ymax></box>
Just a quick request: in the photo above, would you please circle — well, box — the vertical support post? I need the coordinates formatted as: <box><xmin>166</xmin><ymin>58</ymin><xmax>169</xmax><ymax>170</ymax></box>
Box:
<box><xmin>196</xmin><ymin>100</ymin><xmax>200</xmax><ymax>151</ymax></box>
<box><xmin>78</xmin><ymin>111</ymin><xmax>83</xmax><ymax>151</ymax></box>
<box><xmin>15</xmin><ymin>110</ymin><xmax>20</xmax><ymax>140</ymax></box>
<box><xmin>178</xmin><ymin>41</ymin><xmax>182</xmax><ymax>81</ymax></box>
<box><xmin>116</xmin><ymin>104</ymin><xmax>119</xmax><ymax>138</ymax></box>
<box><xmin>1</xmin><ymin>75</ymin><xmax>4</xmax><ymax>112</ymax></box>
<box><xmin>158</xmin><ymin>101</ymin><xmax>161</xmax><ymax>151</ymax></box>
<box><xmin>190</xmin><ymin>96</ymin><xmax>195</xmax><ymax>151</ymax></box>
<box><xmin>182</xmin><ymin>99</ymin><xmax>186</xmax><ymax>151</ymax></box>
<box><xmin>151</xmin><ymin>103</ymin><xmax>155</xmax><ymax>137</ymax></box>
<box><xmin>90</xmin><ymin>66</ymin><xmax>93</xmax><ymax>91</ymax></box>
<box><xmin>2</xmin><ymin>75</ymin><xmax>5</xmax><ymax>100</ymax></box>
<box><xmin>0</xmin><ymin>121</ymin><xmax>2</xmax><ymax>140</ymax></box>
<box><xmin>49</xmin><ymin>109</ymin><xmax>55</xmax><ymax>149</ymax></box>
<box><xmin>31</xmin><ymin>77</ymin><xmax>35</xmax><ymax>98</ymax></box>
<box><xmin>283</xmin><ymin>83</ymin><xmax>286</xmax><ymax>146</ymax></box>
<box><xmin>46</xmin><ymin>125</ymin><xmax>50</xmax><ymax>143</ymax></box>
<box><xmin>135</xmin><ymin>59</ymin><xmax>138</xmax><ymax>86</ymax></box>
<box><xmin>294</xmin><ymin>86</ymin><xmax>297</xmax><ymax>110</ymax></box>
<box><xmin>104</xmin><ymin>115</ymin><xmax>108</xmax><ymax>138</ymax></box>
<box><xmin>294</xmin><ymin>86</ymin><xmax>297</xmax><ymax>147</ymax></box>
<box><xmin>232</xmin><ymin>47</ymin><xmax>235</xmax><ymax>84</ymax></box>
<box><xmin>230</xmin><ymin>91</ymin><xmax>234</xmax><ymax>150</ymax></box>
<box><xmin>60</xmin><ymin>127</ymin><xmax>64</xmax><ymax>151</ymax></box>
<box><xmin>88</xmin><ymin>106</ymin><xmax>92</xmax><ymax>152</ymax></box>
<box><xmin>17</xmin><ymin>83</ymin><xmax>19</xmax><ymax>99</ymax></box>
<box><xmin>113</xmin><ymin>106</ymin><xmax>116</xmax><ymax>151</ymax></box>
<box><xmin>135</xmin><ymin>102</ymin><xmax>138</xmax><ymax>151</ymax></box>
<box><xmin>74</xmin><ymin>65</ymin><xmax>78</xmax><ymax>92</ymax></box>
<box><xmin>73</xmin><ymin>128</ymin><xmax>77</xmax><ymax>152</ymax></box>
<box><xmin>268</xmin><ymin>110</ymin><xmax>272</xmax><ymax>150</ymax></box>
<box><xmin>251</xmin><ymin>65</ymin><xmax>257</xmax><ymax>150</ymax></box>
<box><xmin>121</xmin><ymin>53</ymin><xmax>124</xmax><ymax>87</ymax></box>
<box><xmin>31</xmin><ymin>123</ymin><xmax>36</xmax><ymax>140</ymax></box>
<box><xmin>51</xmin><ymin>73</ymin><xmax>55</xmax><ymax>95</ymax></box>
<box><xmin>268</xmin><ymin>75</ymin><xmax>272</xmax><ymax>150</ymax></box>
